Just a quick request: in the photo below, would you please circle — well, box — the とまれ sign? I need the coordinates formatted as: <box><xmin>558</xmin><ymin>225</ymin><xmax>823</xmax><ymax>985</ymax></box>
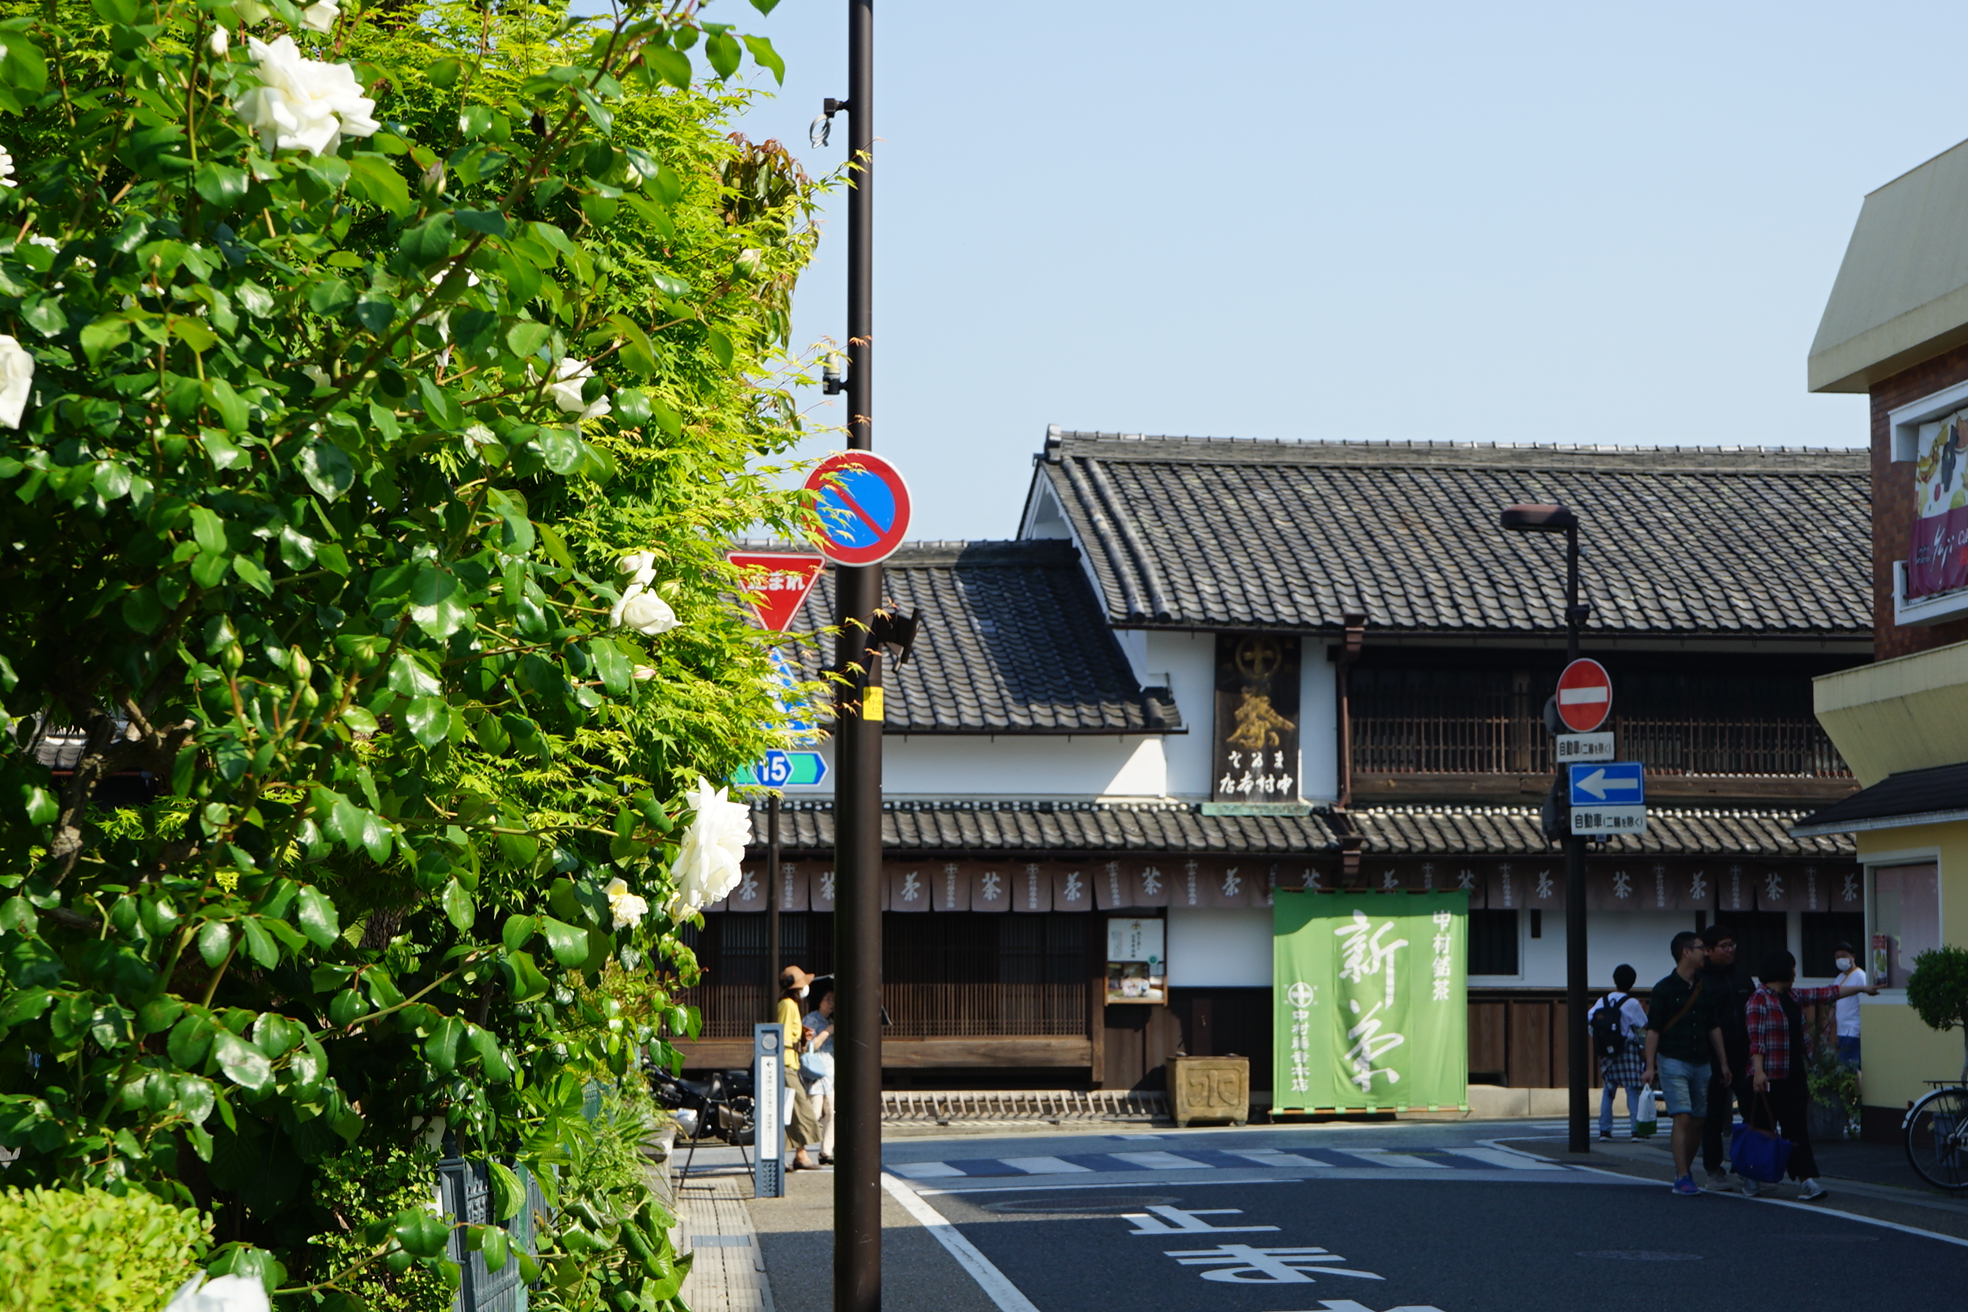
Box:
<box><xmin>1568</xmin><ymin>761</ymin><xmax>1646</xmax><ymax>836</ymax></box>
<box><xmin>1554</xmin><ymin>658</ymin><xmax>1612</xmax><ymax>733</ymax></box>
<box><xmin>728</xmin><ymin>551</ymin><xmax>824</xmax><ymax>632</ymax></box>
<box><xmin>803</xmin><ymin>451</ymin><xmax>912</xmax><ymax>566</ymax></box>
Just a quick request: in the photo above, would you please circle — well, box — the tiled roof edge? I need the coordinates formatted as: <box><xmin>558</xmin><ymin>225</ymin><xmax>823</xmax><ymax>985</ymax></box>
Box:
<box><xmin>1042</xmin><ymin>432</ymin><xmax>1868</xmax><ymax>473</ymax></box>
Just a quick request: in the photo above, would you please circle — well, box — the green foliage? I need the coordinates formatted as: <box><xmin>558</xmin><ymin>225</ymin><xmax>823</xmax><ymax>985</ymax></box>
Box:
<box><xmin>1804</xmin><ymin>1039</ymin><xmax>1859</xmax><ymax>1134</ymax></box>
<box><xmin>0</xmin><ymin>0</ymin><xmax>819</xmax><ymax>1300</ymax></box>
<box><xmin>0</xmin><ymin>1184</ymin><xmax>210</xmax><ymax>1311</ymax></box>
<box><xmin>306</xmin><ymin>1142</ymin><xmax>449</xmax><ymax>1312</ymax></box>
<box><xmin>1907</xmin><ymin>945</ymin><xmax>1968</xmax><ymax>1082</ymax></box>
<box><xmin>532</xmin><ymin>1081</ymin><xmax>685</xmax><ymax>1312</ymax></box>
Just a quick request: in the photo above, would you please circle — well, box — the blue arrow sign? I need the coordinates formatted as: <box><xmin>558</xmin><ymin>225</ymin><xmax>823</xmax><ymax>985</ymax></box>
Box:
<box><xmin>1569</xmin><ymin>761</ymin><xmax>1645</xmax><ymax>806</ymax></box>
<box><xmin>732</xmin><ymin>750</ymin><xmax>829</xmax><ymax>789</ymax></box>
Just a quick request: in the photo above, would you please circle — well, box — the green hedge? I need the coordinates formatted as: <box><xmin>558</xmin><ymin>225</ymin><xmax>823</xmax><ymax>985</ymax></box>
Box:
<box><xmin>0</xmin><ymin>1187</ymin><xmax>209</xmax><ymax>1312</ymax></box>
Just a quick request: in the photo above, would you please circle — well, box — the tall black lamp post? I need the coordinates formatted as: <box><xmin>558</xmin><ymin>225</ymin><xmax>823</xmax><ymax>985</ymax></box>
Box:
<box><xmin>1498</xmin><ymin>503</ymin><xmax>1592</xmax><ymax>1154</ymax></box>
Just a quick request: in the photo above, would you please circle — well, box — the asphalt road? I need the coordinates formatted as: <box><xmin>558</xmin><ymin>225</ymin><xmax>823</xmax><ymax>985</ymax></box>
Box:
<box><xmin>726</xmin><ymin>1120</ymin><xmax>1968</xmax><ymax>1312</ymax></box>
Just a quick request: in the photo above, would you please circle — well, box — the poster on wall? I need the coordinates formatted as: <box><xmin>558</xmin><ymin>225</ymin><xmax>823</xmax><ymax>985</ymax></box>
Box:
<box><xmin>1273</xmin><ymin>891</ymin><xmax>1469</xmax><ymax>1113</ymax></box>
<box><xmin>1106</xmin><ymin>917</ymin><xmax>1166</xmax><ymax>1004</ymax></box>
<box><xmin>1909</xmin><ymin>408</ymin><xmax>1968</xmax><ymax>599</ymax></box>
<box><xmin>1212</xmin><ymin>633</ymin><xmax>1301</xmax><ymax>802</ymax></box>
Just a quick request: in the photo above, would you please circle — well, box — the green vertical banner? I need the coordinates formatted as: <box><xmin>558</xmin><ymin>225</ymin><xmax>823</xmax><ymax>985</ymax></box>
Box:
<box><xmin>1273</xmin><ymin>891</ymin><xmax>1468</xmax><ymax>1113</ymax></box>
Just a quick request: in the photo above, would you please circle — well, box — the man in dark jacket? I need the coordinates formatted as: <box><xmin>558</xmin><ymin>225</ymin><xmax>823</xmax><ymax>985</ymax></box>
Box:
<box><xmin>1698</xmin><ymin>923</ymin><xmax>1750</xmax><ymax>1188</ymax></box>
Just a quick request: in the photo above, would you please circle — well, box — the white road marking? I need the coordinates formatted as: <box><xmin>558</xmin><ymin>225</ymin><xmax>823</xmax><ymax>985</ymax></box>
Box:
<box><xmin>1109</xmin><ymin>1150</ymin><xmax>1214</xmax><ymax>1170</ymax></box>
<box><xmin>997</xmin><ymin>1156</ymin><xmax>1092</xmax><ymax>1175</ymax></box>
<box><xmin>880</xmin><ymin>1172</ymin><xmax>1043</xmax><ymax>1312</ymax></box>
<box><xmin>1230</xmin><ymin>1149</ymin><xmax>1335</xmax><ymax>1169</ymax></box>
<box><xmin>888</xmin><ymin>1160</ymin><xmax>968</xmax><ymax>1179</ymax></box>
<box><xmin>1331</xmin><ymin>1150</ymin><xmax>1448</xmax><ymax>1170</ymax></box>
<box><xmin>1731</xmin><ymin>1194</ymin><xmax>1968</xmax><ymax>1248</ymax></box>
<box><xmin>1450</xmin><ymin>1147</ymin><xmax>1566</xmax><ymax>1171</ymax></box>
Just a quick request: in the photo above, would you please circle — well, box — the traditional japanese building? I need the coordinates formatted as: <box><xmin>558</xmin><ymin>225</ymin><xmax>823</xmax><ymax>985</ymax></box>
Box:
<box><xmin>676</xmin><ymin>433</ymin><xmax>1873</xmax><ymax>1104</ymax></box>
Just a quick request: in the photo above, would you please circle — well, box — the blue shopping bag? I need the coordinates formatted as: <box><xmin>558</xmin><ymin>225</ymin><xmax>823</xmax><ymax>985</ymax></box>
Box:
<box><xmin>1730</xmin><ymin>1120</ymin><xmax>1793</xmax><ymax>1184</ymax></box>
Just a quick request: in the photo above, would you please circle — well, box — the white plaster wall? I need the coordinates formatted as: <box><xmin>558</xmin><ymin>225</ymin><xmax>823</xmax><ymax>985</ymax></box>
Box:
<box><xmin>1145</xmin><ymin>631</ymin><xmax>1217</xmax><ymax>798</ymax></box>
<box><xmin>1510</xmin><ymin>911</ymin><xmax>1697</xmax><ymax>989</ymax></box>
<box><xmin>806</xmin><ymin>733</ymin><xmax>1171</xmax><ymax>799</ymax></box>
<box><xmin>1169</xmin><ymin>907</ymin><xmax>1274</xmax><ymax>988</ymax></box>
<box><xmin>1300</xmin><ymin>657</ymin><xmax>1338</xmax><ymax>803</ymax></box>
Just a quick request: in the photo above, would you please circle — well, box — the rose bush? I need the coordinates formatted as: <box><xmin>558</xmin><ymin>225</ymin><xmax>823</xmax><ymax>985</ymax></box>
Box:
<box><xmin>0</xmin><ymin>0</ymin><xmax>822</xmax><ymax>1304</ymax></box>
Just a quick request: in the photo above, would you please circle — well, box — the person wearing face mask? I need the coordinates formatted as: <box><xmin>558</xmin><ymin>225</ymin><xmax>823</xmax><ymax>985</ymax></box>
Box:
<box><xmin>776</xmin><ymin>966</ymin><xmax>822</xmax><ymax>1171</ymax></box>
<box><xmin>1831</xmin><ymin>941</ymin><xmax>1866</xmax><ymax>1068</ymax></box>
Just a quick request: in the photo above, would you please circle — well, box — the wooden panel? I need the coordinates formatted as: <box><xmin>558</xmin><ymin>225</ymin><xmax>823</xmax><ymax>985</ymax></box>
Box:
<box><xmin>1507</xmin><ymin>1000</ymin><xmax>1552</xmax><ymax>1088</ymax></box>
<box><xmin>673</xmin><ymin>1038</ymin><xmax>753</xmax><ymax>1070</ymax></box>
<box><xmin>1189</xmin><ymin>998</ymin><xmax>1214</xmax><ymax>1058</ymax></box>
<box><xmin>1468</xmin><ymin>1001</ymin><xmax>1507</xmax><ymax>1080</ymax></box>
<box><xmin>881</xmin><ymin>1038</ymin><xmax>1092</xmax><ymax>1068</ymax></box>
<box><xmin>1552</xmin><ymin>1000</ymin><xmax>1570</xmax><ymax>1093</ymax></box>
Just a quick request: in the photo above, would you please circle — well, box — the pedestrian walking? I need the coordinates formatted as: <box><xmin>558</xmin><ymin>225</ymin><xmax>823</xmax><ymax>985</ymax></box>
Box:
<box><xmin>802</xmin><ymin>982</ymin><xmax>836</xmax><ymax>1165</ymax></box>
<box><xmin>1831</xmin><ymin>941</ymin><xmax>1867</xmax><ymax>1068</ymax></box>
<box><xmin>1696</xmin><ymin>923</ymin><xmax>1751</xmax><ymax>1189</ymax></box>
<box><xmin>1588</xmin><ymin>964</ymin><xmax>1649</xmax><ymax>1140</ymax></box>
<box><xmin>1742</xmin><ymin>949</ymin><xmax>1879</xmax><ymax>1200</ymax></box>
<box><xmin>776</xmin><ymin>965</ymin><xmax>822</xmax><ymax>1171</ymax></box>
<box><xmin>1641</xmin><ymin>930</ymin><xmax>1732</xmax><ymax>1196</ymax></box>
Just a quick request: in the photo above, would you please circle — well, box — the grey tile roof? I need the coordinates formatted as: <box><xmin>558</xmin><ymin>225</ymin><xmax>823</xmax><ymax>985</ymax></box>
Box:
<box><xmin>770</xmin><ymin>539</ymin><xmax>1183</xmax><ymax>735</ymax></box>
<box><xmin>1027</xmin><ymin>431</ymin><xmax>1871</xmax><ymax>636</ymax></box>
<box><xmin>745</xmin><ymin>799</ymin><xmax>1852</xmax><ymax>859</ymax></box>
<box><xmin>1791</xmin><ymin>761</ymin><xmax>1968</xmax><ymax>836</ymax></box>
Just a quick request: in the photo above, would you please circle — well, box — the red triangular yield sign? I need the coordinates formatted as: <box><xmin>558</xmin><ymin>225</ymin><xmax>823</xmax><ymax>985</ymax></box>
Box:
<box><xmin>729</xmin><ymin>552</ymin><xmax>825</xmax><ymax>632</ymax></box>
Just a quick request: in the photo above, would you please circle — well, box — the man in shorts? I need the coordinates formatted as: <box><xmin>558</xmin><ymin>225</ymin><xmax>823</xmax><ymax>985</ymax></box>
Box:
<box><xmin>1642</xmin><ymin>930</ymin><xmax>1733</xmax><ymax>1196</ymax></box>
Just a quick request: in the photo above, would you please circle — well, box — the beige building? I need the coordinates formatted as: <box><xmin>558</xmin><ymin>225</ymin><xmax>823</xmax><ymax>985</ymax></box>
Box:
<box><xmin>1802</xmin><ymin>138</ymin><xmax>1968</xmax><ymax>1138</ymax></box>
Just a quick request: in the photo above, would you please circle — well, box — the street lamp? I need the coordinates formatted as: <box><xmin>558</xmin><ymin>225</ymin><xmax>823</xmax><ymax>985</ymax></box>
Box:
<box><xmin>1499</xmin><ymin>502</ymin><xmax>1594</xmax><ymax>1155</ymax></box>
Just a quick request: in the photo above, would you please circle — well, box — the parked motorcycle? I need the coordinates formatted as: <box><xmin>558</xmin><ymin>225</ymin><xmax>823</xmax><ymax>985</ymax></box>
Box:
<box><xmin>649</xmin><ymin>1064</ymin><xmax>755</xmax><ymax>1149</ymax></box>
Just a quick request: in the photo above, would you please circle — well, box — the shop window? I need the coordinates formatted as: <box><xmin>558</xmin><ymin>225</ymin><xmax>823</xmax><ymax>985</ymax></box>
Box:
<box><xmin>1870</xmin><ymin>864</ymin><xmax>1943</xmax><ymax>989</ymax></box>
<box><xmin>1469</xmin><ymin>909</ymin><xmax>1519</xmax><ymax>977</ymax></box>
<box><xmin>1801</xmin><ymin>911</ymin><xmax>1866</xmax><ymax>978</ymax></box>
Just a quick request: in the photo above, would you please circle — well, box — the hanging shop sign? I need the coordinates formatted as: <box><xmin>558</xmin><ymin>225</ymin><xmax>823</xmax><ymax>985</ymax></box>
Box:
<box><xmin>1909</xmin><ymin>408</ymin><xmax>1968</xmax><ymax>600</ymax></box>
<box><xmin>1106</xmin><ymin>916</ymin><xmax>1166</xmax><ymax>1004</ymax></box>
<box><xmin>1273</xmin><ymin>891</ymin><xmax>1468</xmax><ymax>1114</ymax></box>
<box><xmin>1212</xmin><ymin>633</ymin><xmax>1300</xmax><ymax>803</ymax></box>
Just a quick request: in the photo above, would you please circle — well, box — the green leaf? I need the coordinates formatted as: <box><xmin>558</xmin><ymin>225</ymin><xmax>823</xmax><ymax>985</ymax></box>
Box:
<box><xmin>79</xmin><ymin>315</ymin><xmax>132</xmax><ymax>367</ymax></box>
<box><xmin>442</xmin><ymin>879</ymin><xmax>475</xmax><ymax>932</ymax></box>
<box><xmin>197</xmin><ymin>920</ymin><xmax>234</xmax><ymax>967</ymax></box>
<box><xmin>751</xmin><ymin>0</ymin><xmax>783</xmax><ymax>12</ymax></box>
<box><xmin>388</xmin><ymin>653</ymin><xmax>442</xmax><ymax>698</ymax></box>
<box><xmin>539</xmin><ymin>428</ymin><xmax>583</xmax><ymax>475</ymax></box>
<box><xmin>540</xmin><ymin>916</ymin><xmax>588</xmax><ymax>968</ymax></box>
<box><xmin>500</xmin><ymin>914</ymin><xmax>537</xmax><ymax>952</ymax></box>
<box><xmin>506</xmin><ymin>321</ymin><xmax>551</xmax><ymax>358</ymax></box>
<box><xmin>191</xmin><ymin>549</ymin><xmax>229</xmax><ymax>590</ymax></box>
<box><xmin>194</xmin><ymin>161</ymin><xmax>251</xmax><ymax>208</ymax></box>
<box><xmin>705</xmin><ymin>30</ymin><xmax>741</xmax><ymax>78</ymax></box>
<box><xmin>505</xmin><ymin>950</ymin><xmax>549</xmax><ymax>1001</ymax></box>
<box><xmin>190</xmin><ymin>506</ymin><xmax>228</xmax><ymax>555</ymax></box>
<box><xmin>427</xmin><ymin>57</ymin><xmax>462</xmax><ymax>87</ymax></box>
<box><xmin>742</xmin><ymin>34</ymin><xmax>785</xmax><ymax>84</ymax></box>
<box><xmin>21</xmin><ymin>785</ymin><xmax>58</xmax><ymax>825</ymax></box>
<box><xmin>298</xmin><ymin>440</ymin><xmax>354</xmax><ymax>501</ymax></box>
<box><xmin>404</xmin><ymin>696</ymin><xmax>450</xmax><ymax>749</ymax></box>
<box><xmin>393</xmin><ymin>1208</ymin><xmax>451</xmax><ymax>1259</ymax></box>
<box><xmin>169</xmin><ymin>315</ymin><xmax>220</xmax><ymax>353</ymax></box>
<box><xmin>645</xmin><ymin>44</ymin><xmax>691</xmax><ymax>89</ymax></box>
<box><xmin>307</xmin><ymin>276</ymin><xmax>357</xmax><ymax>316</ymax></box>
<box><xmin>417</xmin><ymin>375</ymin><xmax>465</xmax><ymax>430</ymax></box>
<box><xmin>426</xmin><ymin>1015</ymin><xmax>463</xmax><ymax>1072</ymax></box>
<box><xmin>347</xmin><ymin>153</ymin><xmax>413</xmax><ymax>216</ymax></box>
<box><xmin>591</xmin><ymin>639</ymin><xmax>631</xmax><ymax>696</ymax></box>
<box><xmin>489</xmin><ymin>1162</ymin><xmax>526</xmax><ymax>1221</ymax></box>
<box><xmin>204</xmin><ymin>378</ymin><xmax>250</xmax><ymax>433</ymax></box>
<box><xmin>481</xmin><ymin>1226</ymin><xmax>509</xmax><ymax>1273</ymax></box>
<box><xmin>212</xmin><ymin>1031</ymin><xmax>274</xmax><ymax>1093</ymax></box>
<box><xmin>455</xmin><ymin>209</ymin><xmax>508</xmax><ymax>237</ymax></box>
<box><xmin>239</xmin><ymin>917</ymin><xmax>278</xmax><ymax>969</ymax></box>
<box><xmin>231</xmin><ymin>553</ymin><xmax>273</xmax><ymax>597</ymax></box>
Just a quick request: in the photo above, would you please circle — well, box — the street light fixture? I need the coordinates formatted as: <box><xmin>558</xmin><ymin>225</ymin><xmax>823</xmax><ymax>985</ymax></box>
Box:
<box><xmin>1498</xmin><ymin>502</ymin><xmax>1594</xmax><ymax>1156</ymax></box>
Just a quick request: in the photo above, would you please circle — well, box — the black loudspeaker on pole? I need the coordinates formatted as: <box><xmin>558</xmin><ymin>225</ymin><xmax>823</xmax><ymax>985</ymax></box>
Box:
<box><xmin>834</xmin><ymin>2</ymin><xmax>882</xmax><ymax>1309</ymax></box>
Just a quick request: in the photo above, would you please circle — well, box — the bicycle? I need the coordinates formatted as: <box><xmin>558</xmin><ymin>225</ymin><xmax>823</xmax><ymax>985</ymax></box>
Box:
<box><xmin>1903</xmin><ymin>1079</ymin><xmax>1968</xmax><ymax>1192</ymax></box>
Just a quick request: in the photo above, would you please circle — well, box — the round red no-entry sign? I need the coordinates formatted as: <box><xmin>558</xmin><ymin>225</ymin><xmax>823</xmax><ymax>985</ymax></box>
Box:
<box><xmin>803</xmin><ymin>451</ymin><xmax>912</xmax><ymax>566</ymax></box>
<box><xmin>1555</xmin><ymin>659</ymin><xmax>1612</xmax><ymax>733</ymax></box>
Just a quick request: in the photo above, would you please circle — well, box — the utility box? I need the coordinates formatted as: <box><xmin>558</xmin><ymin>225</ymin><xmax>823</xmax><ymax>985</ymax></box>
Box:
<box><xmin>1166</xmin><ymin>1054</ymin><xmax>1249</xmax><ymax>1128</ymax></box>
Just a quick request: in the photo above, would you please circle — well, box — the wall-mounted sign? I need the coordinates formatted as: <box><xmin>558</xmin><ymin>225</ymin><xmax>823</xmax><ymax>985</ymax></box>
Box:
<box><xmin>1106</xmin><ymin>916</ymin><xmax>1166</xmax><ymax>1004</ymax></box>
<box><xmin>1212</xmin><ymin>634</ymin><xmax>1300</xmax><ymax>802</ymax></box>
<box><xmin>1910</xmin><ymin>409</ymin><xmax>1968</xmax><ymax>599</ymax></box>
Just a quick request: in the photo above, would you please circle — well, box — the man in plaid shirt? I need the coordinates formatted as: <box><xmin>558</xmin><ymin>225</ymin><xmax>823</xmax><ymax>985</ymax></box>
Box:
<box><xmin>1741</xmin><ymin>948</ymin><xmax>1879</xmax><ymax>1200</ymax></box>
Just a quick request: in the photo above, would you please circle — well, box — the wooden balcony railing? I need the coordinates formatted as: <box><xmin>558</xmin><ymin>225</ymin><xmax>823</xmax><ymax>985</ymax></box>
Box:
<box><xmin>679</xmin><ymin>980</ymin><xmax>1090</xmax><ymax>1040</ymax></box>
<box><xmin>1352</xmin><ymin>715</ymin><xmax>1849</xmax><ymax>777</ymax></box>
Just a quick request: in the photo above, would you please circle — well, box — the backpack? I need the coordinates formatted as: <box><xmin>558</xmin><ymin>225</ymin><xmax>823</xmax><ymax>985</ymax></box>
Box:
<box><xmin>1591</xmin><ymin>993</ymin><xmax>1630</xmax><ymax>1060</ymax></box>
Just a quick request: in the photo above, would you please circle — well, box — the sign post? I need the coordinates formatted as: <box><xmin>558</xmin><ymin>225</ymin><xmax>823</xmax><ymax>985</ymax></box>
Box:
<box><xmin>753</xmin><ymin>1022</ymin><xmax>784</xmax><ymax>1199</ymax></box>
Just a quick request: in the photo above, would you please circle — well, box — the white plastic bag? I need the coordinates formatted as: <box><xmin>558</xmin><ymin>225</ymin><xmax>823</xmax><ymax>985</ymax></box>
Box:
<box><xmin>1633</xmin><ymin>1086</ymin><xmax>1659</xmax><ymax>1138</ymax></box>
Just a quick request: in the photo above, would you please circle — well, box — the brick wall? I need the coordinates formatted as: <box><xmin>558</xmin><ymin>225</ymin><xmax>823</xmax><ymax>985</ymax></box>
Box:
<box><xmin>1871</xmin><ymin>342</ymin><xmax>1968</xmax><ymax>659</ymax></box>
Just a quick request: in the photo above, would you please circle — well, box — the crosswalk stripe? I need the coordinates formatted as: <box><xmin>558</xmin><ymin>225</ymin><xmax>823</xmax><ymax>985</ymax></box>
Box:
<box><xmin>1444</xmin><ymin>1147</ymin><xmax>1567</xmax><ymax>1171</ymax></box>
<box><xmin>1225</xmin><ymin>1149</ymin><xmax>1335</xmax><ymax>1169</ymax></box>
<box><xmin>1328</xmin><ymin>1149</ymin><xmax>1448</xmax><ymax>1169</ymax></box>
<box><xmin>996</xmin><ymin>1156</ymin><xmax>1093</xmax><ymax>1175</ymax></box>
<box><xmin>1104</xmin><ymin>1150</ymin><xmax>1214</xmax><ymax>1171</ymax></box>
<box><xmin>889</xmin><ymin>1161</ymin><xmax>969</xmax><ymax>1179</ymax></box>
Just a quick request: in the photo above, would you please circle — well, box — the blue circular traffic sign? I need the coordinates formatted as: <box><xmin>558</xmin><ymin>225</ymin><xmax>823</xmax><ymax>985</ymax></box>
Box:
<box><xmin>803</xmin><ymin>451</ymin><xmax>911</xmax><ymax>566</ymax></box>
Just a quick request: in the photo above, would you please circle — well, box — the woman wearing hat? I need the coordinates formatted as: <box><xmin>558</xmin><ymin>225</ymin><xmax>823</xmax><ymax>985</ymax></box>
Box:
<box><xmin>778</xmin><ymin>966</ymin><xmax>823</xmax><ymax>1170</ymax></box>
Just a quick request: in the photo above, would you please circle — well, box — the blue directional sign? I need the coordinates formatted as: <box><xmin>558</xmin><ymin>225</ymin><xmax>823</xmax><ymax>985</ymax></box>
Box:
<box><xmin>732</xmin><ymin>750</ymin><xmax>829</xmax><ymax>789</ymax></box>
<box><xmin>1569</xmin><ymin>761</ymin><xmax>1646</xmax><ymax>836</ymax></box>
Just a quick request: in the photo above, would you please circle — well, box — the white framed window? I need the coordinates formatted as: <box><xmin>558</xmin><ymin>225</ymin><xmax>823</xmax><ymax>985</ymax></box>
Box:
<box><xmin>1865</xmin><ymin>860</ymin><xmax>1943</xmax><ymax>993</ymax></box>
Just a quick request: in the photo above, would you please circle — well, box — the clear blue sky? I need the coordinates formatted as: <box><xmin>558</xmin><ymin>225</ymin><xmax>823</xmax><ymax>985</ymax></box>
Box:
<box><xmin>721</xmin><ymin>0</ymin><xmax>1965</xmax><ymax>541</ymax></box>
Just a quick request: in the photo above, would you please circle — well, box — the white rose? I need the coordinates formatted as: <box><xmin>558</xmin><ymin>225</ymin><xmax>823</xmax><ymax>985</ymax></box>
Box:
<box><xmin>611</xmin><ymin>583</ymin><xmax>678</xmax><ymax>636</ymax></box>
<box><xmin>209</xmin><ymin>27</ymin><xmax>230</xmax><ymax>57</ymax></box>
<box><xmin>0</xmin><ymin>145</ymin><xmax>15</xmax><ymax>189</ymax></box>
<box><xmin>632</xmin><ymin>664</ymin><xmax>657</xmax><ymax>682</ymax></box>
<box><xmin>300</xmin><ymin>0</ymin><xmax>340</xmax><ymax>33</ymax></box>
<box><xmin>233</xmin><ymin>35</ymin><xmax>379</xmax><ymax>158</ymax></box>
<box><xmin>604</xmin><ymin>877</ymin><xmax>649</xmax><ymax>930</ymax></box>
<box><xmin>162</xmin><ymin>1273</ymin><xmax>272</xmax><ymax>1312</ymax></box>
<box><xmin>668</xmin><ymin>777</ymin><xmax>751</xmax><ymax>914</ymax></box>
<box><xmin>0</xmin><ymin>335</ymin><xmax>34</xmax><ymax>430</ymax></box>
<box><xmin>620</xmin><ymin>551</ymin><xmax>657</xmax><ymax>587</ymax></box>
<box><xmin>548</xmin><ymin>356</ymin><xmax>611</xmax><ymax>421</ymax></box>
